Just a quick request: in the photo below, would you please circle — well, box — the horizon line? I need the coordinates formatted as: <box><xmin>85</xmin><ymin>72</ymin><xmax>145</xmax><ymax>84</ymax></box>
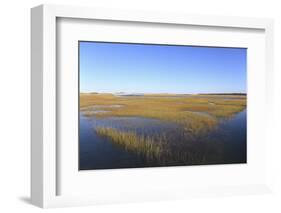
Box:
<box><xmin>80</xmin><ymin>91</ymin><xmax>247</xmax><ymax>95</ymax></box>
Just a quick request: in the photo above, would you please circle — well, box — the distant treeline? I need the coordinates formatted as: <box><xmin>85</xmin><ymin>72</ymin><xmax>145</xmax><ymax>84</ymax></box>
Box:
<box><xmin>81</xmin><ymin>92</ymin><xmax>247</xmax><ymax>96</ymax></box>
<box><xmin>199</xmin><ymin>93</ymin><xmax>247</xmax><ymax>96</ymax></box>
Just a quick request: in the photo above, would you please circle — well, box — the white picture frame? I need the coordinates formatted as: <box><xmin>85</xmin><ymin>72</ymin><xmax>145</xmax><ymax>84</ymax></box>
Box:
<box><xmin>31</xmin><ymin>4</ymin><xmax>274</xmax><ymax>208</ymax></box>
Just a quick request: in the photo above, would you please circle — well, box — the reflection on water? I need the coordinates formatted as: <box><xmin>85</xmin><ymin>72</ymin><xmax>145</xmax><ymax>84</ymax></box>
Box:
<box><xmin>79</xmin><ymin>110</ymin><xmax>246</xmax><ymax>170</ymax></box>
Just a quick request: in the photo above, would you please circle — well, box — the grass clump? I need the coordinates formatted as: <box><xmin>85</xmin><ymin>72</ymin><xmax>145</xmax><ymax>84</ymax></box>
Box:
<box><xmin>95</xmin><ymin>127</ymin><xmax>223</xmax><ymax>165</ymax></box>
<box><xmin>95</xmin><ymin>127</ymin><xmax>166</xmax><ymax>162</ymax></box>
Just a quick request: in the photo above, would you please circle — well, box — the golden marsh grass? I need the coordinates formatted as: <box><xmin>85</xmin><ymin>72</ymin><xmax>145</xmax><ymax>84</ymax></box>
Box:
<box><xmin>81</xmin><ymin>93</ymin><xmax>246</xmax><ymax>134</ymax></box>
<box><xmin>95</xmin><ymin>127</ymin><xmax>224</xmax><ymax>164</ymax></box>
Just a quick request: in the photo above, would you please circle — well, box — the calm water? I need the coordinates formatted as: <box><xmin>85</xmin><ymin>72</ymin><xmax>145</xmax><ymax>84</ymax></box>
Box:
<box><xmin>79</xmin><ymin>110</ymin><xmax>246</xmax><ymax>170</ymax></box>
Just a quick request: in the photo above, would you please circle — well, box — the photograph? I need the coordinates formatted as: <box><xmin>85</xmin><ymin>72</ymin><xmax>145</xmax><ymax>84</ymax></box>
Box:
<box><xmin>79</xmin><ymin>41</ymin><xmax>247</xmax><ymax>170</ymax></box>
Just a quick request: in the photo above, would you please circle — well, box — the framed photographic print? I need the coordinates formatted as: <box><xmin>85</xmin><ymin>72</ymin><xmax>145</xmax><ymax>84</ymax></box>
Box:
<box><xmin>31</xmin><ymin>4</ymin><xmax>274</xmax><ymax>208</ymax></box>
<box><xmin>78</xmin><ymin>41</ymin><xmax>247</xmax><ymax>170</ymax></box>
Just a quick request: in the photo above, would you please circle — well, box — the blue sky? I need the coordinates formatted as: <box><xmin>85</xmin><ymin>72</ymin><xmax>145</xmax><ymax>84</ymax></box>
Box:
<box><xmin>79</xmin><ymin>41</ymin><xmax>246</xmax><ymax>94</ymax></box>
